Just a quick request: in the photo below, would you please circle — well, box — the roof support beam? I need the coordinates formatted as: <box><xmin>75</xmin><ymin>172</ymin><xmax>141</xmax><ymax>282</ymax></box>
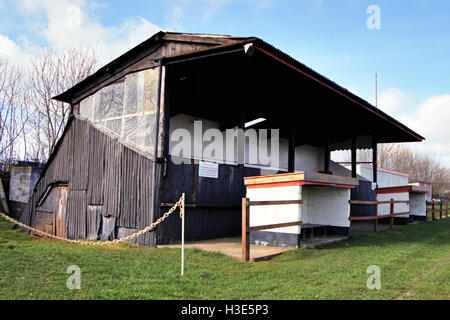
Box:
<box><xmin>351</xmin><ymin>136</ymin><xmax>357</xmax><ymax>178</ymax></box>
<box><xmin>288</xmin><ymin>127</ymin><xmax>295</xmax><ymax>173</ymax></box>
<box><xmin>372</xmin><ymin>137</ymin><xmax>378</xmax><ymax>184</ymax></box>
<box><xmin>324</xmin><ymin>137</ymin><xmax>330</xmax><ymax>174</ymax></box>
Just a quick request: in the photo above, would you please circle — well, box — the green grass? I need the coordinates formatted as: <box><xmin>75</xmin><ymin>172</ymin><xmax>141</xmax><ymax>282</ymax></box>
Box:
<box><xmin>0</xmin><ymin>218</ymin><xmax>449</xmax><ymax>300</ymax></box>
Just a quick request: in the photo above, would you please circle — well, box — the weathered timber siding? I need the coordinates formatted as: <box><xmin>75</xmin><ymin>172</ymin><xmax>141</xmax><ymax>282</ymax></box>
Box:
<box><xmin>350</xmin><ymin>180</ymin><xmax>377</xmax><ymax>217</ymax></box>
<box><xmin>19</xmin><ymin>116</ymin><xmax>156</xmax><ymax>246</ymax></box>
<box><xmin>156</xmin><ymin>158</ymin><xmax>261</xmax><ymax>244</ymax></box>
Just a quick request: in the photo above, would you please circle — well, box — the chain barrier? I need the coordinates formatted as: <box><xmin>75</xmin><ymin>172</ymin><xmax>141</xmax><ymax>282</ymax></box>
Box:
<box><xmin>0</xmin><ymin>193</ymin><xmax>185</xmax><ymax>246</ymax></box>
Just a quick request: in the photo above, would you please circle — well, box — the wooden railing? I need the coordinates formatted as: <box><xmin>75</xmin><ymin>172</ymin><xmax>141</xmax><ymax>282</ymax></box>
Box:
<box><xmin>241</xmin><ymin>198</ymin><xmax>303</xmax><ymax>262</ymax></box>
<box><xmin>348</xmin><ymin>199</ymin><xmax>409</xmax><ymax>232</ymax></box>
<box><xmin>426</xmin><ymin>200</ymin><xmax>449</xmax><ymax>220</ymax></box>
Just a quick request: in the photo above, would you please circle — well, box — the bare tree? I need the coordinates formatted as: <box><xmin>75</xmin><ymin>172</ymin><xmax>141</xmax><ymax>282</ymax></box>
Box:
<box><xmin>0</xmin><ymin>59</ymin><xmax>29</xmax><ymax>166</ymax></box>
<box><xmin>27</xmin><ymin>45</ymin><xmax>99</xmax><ymax>161</ymax></box>
<box><xmin>344</xmin><ymin>143</ymin><xmax>450</xmax><ymax>198</ymax></box>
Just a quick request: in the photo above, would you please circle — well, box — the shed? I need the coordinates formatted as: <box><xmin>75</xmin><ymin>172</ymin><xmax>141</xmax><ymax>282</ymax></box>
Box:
<box><xmin>19</xmin><ymin>32</ymin><xmax>424</xmax><ymax>246</ymax></box>
<box><xmin>9</xmin><ymin>162</ymin><xmax>43</xmax><ymax>218</ymax></box>
<box><xmin>350</xmin><ymin>164</ymin><xmax>430</xmax><ymax>223</ymax></box>
<box><xmin>407</xmin><ymin>184</ymin><xmax>430</xmax><ymax>221</ymax></box>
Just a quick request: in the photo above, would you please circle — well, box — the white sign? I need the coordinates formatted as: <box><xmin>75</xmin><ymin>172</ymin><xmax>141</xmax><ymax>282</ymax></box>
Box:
<box><xmin>199</xmin><ymin>161</ymin><xmax>219</xmax><ymax>179</ymax></box>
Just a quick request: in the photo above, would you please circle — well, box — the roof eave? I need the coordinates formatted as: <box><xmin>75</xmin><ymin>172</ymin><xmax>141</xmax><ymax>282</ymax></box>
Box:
<box><xmin>52</xmin><ymin>31</ymin><xmax>254</xmax><ymax>104</ymax></box>
<box><xmin>53</xmin><ymin>31</ymin><xmax>167</xmax><ymax>104</ymax></box>
<box><xmin>250</xmin><ymin>40</ymin><xmax>425</xmax><ymax>143</ymax></box>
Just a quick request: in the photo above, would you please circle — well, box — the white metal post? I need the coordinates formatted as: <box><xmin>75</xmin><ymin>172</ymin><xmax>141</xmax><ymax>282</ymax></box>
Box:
<box><xmin>181</xmin><ymin>193</ymin><xmax>185</xmax><ymax>276</ymax></box>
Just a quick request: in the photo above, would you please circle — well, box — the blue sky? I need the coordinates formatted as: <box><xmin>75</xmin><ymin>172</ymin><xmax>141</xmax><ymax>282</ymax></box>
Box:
<box><xmin>1</xmin><ymin>0</ymin><xmax>449</xmax><ymax>166</ymax></box>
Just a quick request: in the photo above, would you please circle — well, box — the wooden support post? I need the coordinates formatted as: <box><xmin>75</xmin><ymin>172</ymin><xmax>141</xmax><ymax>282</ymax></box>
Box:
<box><xmin>372</xmin><ymin>138</ymin><xmax>377</xmax><ymax>185</ymax></box>
<box><xmin>324</xmin><ymin>138</ymin><xmax>330</xmax><ymax>174</ymax></box>
<box><xmin>374</xmin><ymin>202</ymin><xmax>378</xmax><ymax>232</ymax></box>
<box><xmin>390</xmin><ymin>198</ymin><xmax>394</xmax><ymax>229</ymax></box>
<box><xmin>237</xmin><ymin>112</ymin><xmax>245</xmax><ymax>166</ymax></box>
<box><xmin>439</xmin><ymin>201</ymin><xmax>442</xmax><ymax>219</ymax></box>
<box><xmin>351</xmin><ymin>136</ymin><xmax>357</xmax><ymax>178</ymax></box>
<box><xmin>425</xmin><ymin>201</ymin><xmax>428</xmax><ymax>222</ymax></box>
<box><xmin>242</xmin><ymin>198</ymin><xmax>250</xmax><ymax>262</ymax></box>
<box><xmin>288</xmin><ymin>127</ymin><xmax>295</xmax><ymax>173</ymax></box>
<box><xmin>432</xmin><ymin>201</ymin><xmax>436</xmax><ymax>221</ymax></box>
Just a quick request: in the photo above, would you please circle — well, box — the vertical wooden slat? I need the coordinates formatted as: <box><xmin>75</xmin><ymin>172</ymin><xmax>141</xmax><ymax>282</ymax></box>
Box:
<box><xmin>439</xmin><ymin>200</ymin><xmax>442</xmax><ymax>219</ymax></box>
<box><xmin>242</xmin><ymin>197</ymin><xmax>250</xmax><ymax>262</ymax></box>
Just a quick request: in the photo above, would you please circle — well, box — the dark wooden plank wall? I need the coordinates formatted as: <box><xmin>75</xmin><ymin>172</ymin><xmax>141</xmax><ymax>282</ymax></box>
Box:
<box><xmin>156</xmin><ymin>157</ymin><xmax>261</xmax><ymax>244</ymax></box>
<box><xmin>19</xmin><ymin>117</ymin><xmax>156</xmax><ymax>246</ymax></box>
<box><xmin>350</xmin><ymin>179</ymin><xmax>377</xmax><ymax>217</ymax></box>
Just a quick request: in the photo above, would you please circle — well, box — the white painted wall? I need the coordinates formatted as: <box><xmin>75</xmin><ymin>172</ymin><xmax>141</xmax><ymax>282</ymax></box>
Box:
<box><xmin>246</xmin><ymin>183</ymin><xmax>352</xmax><ymax>235</ymax></box>
<box><xmin>377</xmin><ymin>192</ymin><xmax>409</xmax><ymax>217</ymax></box>
<box><xmin>410</xmin><ymin>182</ymin><xmax>432</xmax><ymax>201</ymax></box>
<box><xmin>301</xmin><ymin>186</ymin><xmax>351</xmax><ymax>227</ymax></box>
<box><xmin>246</xmin><ymin>185</ymin><xmax>302</xmax><ymax>234</ymax></box>
<box><xmin>294</xmin><ymin>145</ymin><xmax>324</xmax><ymax>172</ymax></box>
<box><xmin>358</xmin><ymin>165</ymin><xmax>409</xmax><ymax>187</ymax></box>
<box><xmin>330</xmin><ymin>161</ymin><xmax>358</xmax><ymax>178</ymax></box>
<box><xmin>169</xmin><ymin>114</ymin><xmax>328</xmax><ymax>174</ymax></box>
<box><xmin>169</xmin><ymin>113</ymin><xmax>223</xmax><ymax>162</ymax></box>
<box><xmin>409</xmin><ymin>193</ymin><xmax>426</xmax><ymax>217</ymax></box>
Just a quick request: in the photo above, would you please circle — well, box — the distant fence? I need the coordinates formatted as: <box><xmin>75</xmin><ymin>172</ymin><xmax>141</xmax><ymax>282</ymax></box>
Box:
<box><xmin>348</xmin><ymin>199</ymin><xmax>409</xmax><ymax>232</ymax></box>
<box><xmin>241</xmin><ymin>198</ymin><xmax>303</xmax><ymax>262</ymax></box>
<box><xmin>426</xmin><ymin>200</ymin><xmax>449</xmax><ymax>220</ymax></box>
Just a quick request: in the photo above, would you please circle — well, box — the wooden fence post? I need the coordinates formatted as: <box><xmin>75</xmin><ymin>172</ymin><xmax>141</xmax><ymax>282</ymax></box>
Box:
<box><xmin>374</xmin><ymin>202</ymin><xmax>378</xmax><ymax>232</ymax></box>
<box><xmin>446</xmin><ymin>201</ymin><xmax>448</xmax><ymax>218</ymax></box>
<box><xmin>390</xmin><ymin>199</ymin><xmax>394</xmax><ymax>229</ymax></box>
<box><xmin>242</xmin><ymin>198</ymin><xmax>250</xmax><ymax>262</ymax></box>
<box><xmin>440</xmin><ymin>201</ymin><xmax>443</xmax><ymax>219</ymax></box>
<box><xmin>425</xmin><ymin>201</ymin><xmax>427</xmax><ymax>222</ymax></box>
<box><xmin>432</xmin><ymin>201</ymin><xmax>435</xmax><ymax>221</ymax></box>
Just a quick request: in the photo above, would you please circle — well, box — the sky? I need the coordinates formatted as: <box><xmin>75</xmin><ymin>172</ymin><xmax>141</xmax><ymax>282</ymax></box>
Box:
<box><xmin>1</xmin><ymin>0</ymin><xmax>449</xmax><ymax>166</ymax></box>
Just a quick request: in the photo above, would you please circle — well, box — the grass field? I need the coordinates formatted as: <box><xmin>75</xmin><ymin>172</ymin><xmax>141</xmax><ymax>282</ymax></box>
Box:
<box><xmin>0</xmin><ymin>217</ymin><xmax>449</xmax><ymax>300</ymax></box>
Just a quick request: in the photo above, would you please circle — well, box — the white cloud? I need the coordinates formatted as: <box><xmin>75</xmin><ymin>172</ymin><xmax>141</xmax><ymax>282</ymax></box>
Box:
<box><xmin>347</xmin><ymin>87</ymin><xmax>450</xmax><ymax>167</ymax></box>
<box><xmin>254</xmin><ymin>0</ymin><xmax>275</xmax><ymax>12</ymax></box>
<box><xmin>163</xmin><ymin>0</ymin><xmax>275</xmax><ymax>30</ymax></box>
<box><xmin>1</xmin><ymin>0</ymin><xmax>164</xmax><ymax>67</ymax></box>
<box><xmin>165</xmin><ymin>5</ymin><xmax>185</xmax><ymax>32</ymax></box>
<box><xmin>0</xmin><ymin>34</ymin><xmax>25</xmax><ymax>61</ymax></box>
<box><xmin>378</xmin><ymin>87</ymin><xmax>414</xmax><ymax>115</ymax></box>
<box><xmin>164</xmin><ymin>0</ymin><xmax>232</xmax><ymax>28</ymax></box>
<box><xmin>399</xmin><ymin>94</ymin><xmax>450</xmax><ymax>166</ymax></box>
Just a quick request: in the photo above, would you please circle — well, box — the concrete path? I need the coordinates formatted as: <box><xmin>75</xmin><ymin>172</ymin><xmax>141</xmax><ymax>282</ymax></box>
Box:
<box><xmin>158</xmin><ymin>237</ymin><xmax>292</xmax><ymax>262</ymax></box>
